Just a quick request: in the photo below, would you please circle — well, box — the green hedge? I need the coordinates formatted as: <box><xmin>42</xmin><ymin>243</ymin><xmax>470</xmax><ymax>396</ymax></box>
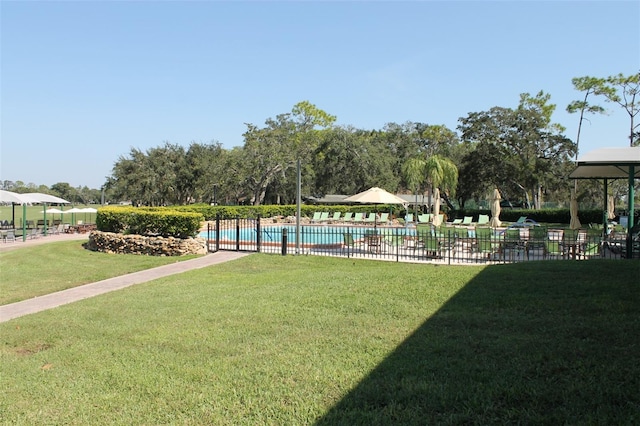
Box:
<box><xmin>452</xmin><ymin>208</ymin><xmax>608</xmax><ymax>225</ymax></box>
<box><xmin>96</xmin><ymin>206</ymin><xmax>203</xmax><ymax>238</ymax></box>
<box><xmin>175</xmin><ymin>204</ymin><xmax>408</xmax><ymax>220</ymax></box>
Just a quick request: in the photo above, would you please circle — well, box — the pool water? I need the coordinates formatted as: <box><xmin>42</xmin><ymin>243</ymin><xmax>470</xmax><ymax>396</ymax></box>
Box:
<box><xmin>199</xmin><ymin>225</ymin><xmax>407</xmax><ymax>245</ymax></box>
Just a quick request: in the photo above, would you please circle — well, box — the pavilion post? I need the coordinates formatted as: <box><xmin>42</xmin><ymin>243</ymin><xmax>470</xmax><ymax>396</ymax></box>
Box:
<box><xmin>627</xmin><ymin>166</ymin><xmax>635</xmax><ymax>258</ymax></box>
<box><xmin>603</xmin><ymin>179</ymin><xmax>608</xmax><ymax>238</ymax></box>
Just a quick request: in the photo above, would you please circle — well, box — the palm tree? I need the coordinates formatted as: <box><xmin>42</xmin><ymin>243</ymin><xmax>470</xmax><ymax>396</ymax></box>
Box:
<box><xmin>401</xmin><ymin>157</ymin><xmax>426</xmax><ymax>217</ymax></box>
<box><xmin>402</xmin><ymin>154</ymin><xmax>458</xmax><ymax>215</ymax></box>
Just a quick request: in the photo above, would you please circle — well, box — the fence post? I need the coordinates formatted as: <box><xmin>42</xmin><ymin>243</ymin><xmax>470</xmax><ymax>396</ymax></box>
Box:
<box><xmin>236</xmin><ymin>217</ymin><xmax>240</xmax><ymax>252</ymax></box>
<box><xmin>215</xmin><ymin>214</ymin><xmax>220</xmax><ymax>252</ymax></box>
<box><xmin>256</xmin><ymin>215</ymin><xmax>261</xmax><ymax>253</ymax></box>
<box><xmin>282</xmin><ymin>228</ymin><xmax>288</xmax><ymax>256</ymax></box>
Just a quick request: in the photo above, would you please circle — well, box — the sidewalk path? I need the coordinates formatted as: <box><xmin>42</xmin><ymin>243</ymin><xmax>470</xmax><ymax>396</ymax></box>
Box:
<box><xmin>0</xmin><ymin>250</ymin><xmax>251</xmax><ymax>323</ymax></box>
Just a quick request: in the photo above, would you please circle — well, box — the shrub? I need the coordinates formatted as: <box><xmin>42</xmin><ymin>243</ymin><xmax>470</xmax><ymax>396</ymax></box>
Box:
<box><xmin>96</xmin><ymin>206</ymin><xmax>203</xmax><ymax>238</ymax></box>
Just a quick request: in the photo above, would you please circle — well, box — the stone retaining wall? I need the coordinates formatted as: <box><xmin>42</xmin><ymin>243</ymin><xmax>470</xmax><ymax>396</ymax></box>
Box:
<box><xmin>86</xmin><ymin>231</ymin><xmax>207</xmax><ymax>256</ymax></box>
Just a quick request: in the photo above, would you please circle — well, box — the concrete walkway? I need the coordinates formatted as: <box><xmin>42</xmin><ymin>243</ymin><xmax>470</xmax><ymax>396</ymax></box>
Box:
<box><xmin>0</xmin><ymin>244</ymin><xmax>251</xmax><ymax>323</ymax></box>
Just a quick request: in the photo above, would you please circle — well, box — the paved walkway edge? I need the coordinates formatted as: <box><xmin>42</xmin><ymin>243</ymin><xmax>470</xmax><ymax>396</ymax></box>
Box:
<box><xmin>0</xmin><ymin>251</ymin><xmax>251</xmax><ymax>323</ymax></box>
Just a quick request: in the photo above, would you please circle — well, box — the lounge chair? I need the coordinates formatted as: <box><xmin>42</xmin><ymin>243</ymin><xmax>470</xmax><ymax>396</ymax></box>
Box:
<box><xmin>310</xmin><ymin>212</ymin><xmax>322</xmax><ymax>223</ymax></box>
<box><xmin>451</xmin><ymin>218</ymin><xmax>463</xmax><ymax>225</ymax></box>
<box><xmin>513</xmin><ymin>216</ymin><xmax>537</xmax><ymax>227</ymax></box>
<box><xmin>319</xmin><ymin>212</ymin><xmax>330</xmax><ymax>222</ymax></box>
<box><xmin>417</xmin><ymin>214</ymin><xmax>431</xmax><ymax>224</ymax></box>
<box><xmin>477</xmin><ymin>214</ymin><xmax>490</xmax><ymax>225</ymax></box>
<box><xmin>462</xmin><ymin>216</ymin><xmax>474</xmax><ymax>225</ymax></box>
<box><xmin>378</xmin><ymin>212</ymin><xmax>390</xmax><ymax>225</ymax></box>
<box><xmin>352</xmin><ymin>212</ymin><xmax>364</xmax><ymax>224</ymax></box>
<box><xmin>342</xmin><ymin>212</ymin><xmax>353</xmax><ymax>222</ymax></box>
<box><xmin>404</xmin><ymin>213</ymin><xmax>414</xmax><ymax>224</ymax></box>
<box><xmin>330</xmin><ymin>212</ymin><xmax>341</xmax><ymax>222</ymax></box>
<box><xmin>363</xmin><ymin>213</ymin><xmax>377</xmax><ymax>223</ymax></box>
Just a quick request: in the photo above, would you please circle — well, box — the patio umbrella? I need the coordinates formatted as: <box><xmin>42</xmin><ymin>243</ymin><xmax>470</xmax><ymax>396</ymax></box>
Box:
<box><xmin>40</xmin><ymin>208</ymin><xmax>65</xmax><ymax>214</ymax></box>
<box><xmin>570</xmin><ymin>189</ymin><xmax>581</xmax><ymax>230</ymax></box>
<box><xmin>489</xmin><ymin>188</ymin><xmax>502</xmax><ymax>228</ymax></box>
<box><xmin>78</xmin><ymin>207</ymin><xmax>98</xmax><ymax>223</ymax></box>
<box><xmin>607</xmin><ymin>195</ymin><xmax>615</xmax><ymax>220</ymax></box>
<box><xmin>432</xmin><ymin>188</ymin><xmax>442</xmax><ymax>226</ymax></box>
<box><xmin>64</xmin><ymin>207</ymin><xmax>85</xmax><ymax>225</ymax></box>
<box><xmin>343</xmin><ymin>187</ymin><xmax>408</xmax><ymax>205</ymax></box>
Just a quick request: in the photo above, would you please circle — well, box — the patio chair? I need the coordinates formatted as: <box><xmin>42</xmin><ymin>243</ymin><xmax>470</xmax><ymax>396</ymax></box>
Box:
<box><xmin>363</xmin><ymin>232</ymin><xmax>383</xmax><ymax>254</ymax></box>
<box><xmin>475</xmin><ymin>226</ymin><xmax>498</xmax><ymax>259</ymax></box>
<box><xmin>341</xmin><ymin>233</ymin><xmax>363</xmax><ymax>253</ymax></box>
<box><xmin>454</xmin><ymin>226</ymin><xmax>473</xmax><ymax>251</ymax></box>
<box><xmin>3</xmin><ymin>229</ymin><xmax>16</xmax><ymax>243</ymax></box>
<box><xmin>420</xmin><ymin>235</ymin><xmax>444</xmax><ymax>258</ymax></box>
<box><xmin>526</xmin><ymin>226</ymin><xmax>547</xmax><ymax>259</ymax></box>
<box><xmin>562</xmin><ymin>229</ymin><xmax>581</xmax><ymax>259</ymax></box>
<box><xmin>502</xmin><ymin>228</ymin><xmax>525</xmax><ymax>260</ymax></box>
<box><xmin>580</xmin><ymin>229</ymin><xmax>603</xmax><ymax>258</ymax></box>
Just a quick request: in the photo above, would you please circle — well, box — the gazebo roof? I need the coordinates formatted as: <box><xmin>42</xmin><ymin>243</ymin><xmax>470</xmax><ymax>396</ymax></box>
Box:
<box><xmin>569</xmin><ymin>146</ymin><xmax>640</xmax><ymax>179</ymax></box>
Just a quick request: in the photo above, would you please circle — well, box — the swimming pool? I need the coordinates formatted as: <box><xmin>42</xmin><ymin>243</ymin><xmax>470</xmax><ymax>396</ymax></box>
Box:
<box><xmin>199</xmin><ymin>225</ymin><xmax>411</xmax><ymax>246</ymax></box>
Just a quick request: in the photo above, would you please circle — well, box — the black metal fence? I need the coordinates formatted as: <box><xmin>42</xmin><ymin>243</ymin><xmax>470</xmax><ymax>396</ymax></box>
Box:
<box><xmin>203</xmin><ymin>217</ymin><xmax>639</xmax><ymax>263</ymax></box>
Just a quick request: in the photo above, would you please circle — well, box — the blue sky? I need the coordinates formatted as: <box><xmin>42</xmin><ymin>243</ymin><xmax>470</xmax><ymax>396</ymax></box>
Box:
<box><xmin>2</xmin><ymin>1</ymin><xmax>639</xmax><ymax>189</ymax></box>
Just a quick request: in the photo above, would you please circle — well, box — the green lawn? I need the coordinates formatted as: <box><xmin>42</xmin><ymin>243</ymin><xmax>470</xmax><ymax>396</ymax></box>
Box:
<box><xmin>1</xmin><ymin>254</ymin><xmax>638</xmax><ymax>424</ymax></box>
<box><xmin>0</xmin><ymin>241</ymin><xmax>200</xmax><ymax>305</ymax></box>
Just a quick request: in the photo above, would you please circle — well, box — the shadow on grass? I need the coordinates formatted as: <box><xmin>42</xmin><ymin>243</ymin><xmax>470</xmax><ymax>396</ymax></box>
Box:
<box><xmin>315</xmin><ymin>261</ymin><xmax>640</xmax><ymax>425</ymax></box>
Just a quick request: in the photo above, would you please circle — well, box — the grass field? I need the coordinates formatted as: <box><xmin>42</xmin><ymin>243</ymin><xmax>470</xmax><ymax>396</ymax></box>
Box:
<box><xmin>1</xmin><ymin>249</ymin><xmax>638</xmax><ymax>424</ymax></box>
<box><xmin>0</xmin><ymin>240</ymin><xmax>200</xmax><ymax>305</ymax></box>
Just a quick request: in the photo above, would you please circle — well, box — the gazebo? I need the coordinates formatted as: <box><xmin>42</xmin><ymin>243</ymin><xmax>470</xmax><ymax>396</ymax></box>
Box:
<box><xmin>569</xmin><ymin>146</ymin><xmax>640</xmax><ymax>258</ymax></box>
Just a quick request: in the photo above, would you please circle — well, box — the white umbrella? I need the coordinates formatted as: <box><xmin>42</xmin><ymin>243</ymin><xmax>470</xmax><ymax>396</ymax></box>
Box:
<box><xmin>343</xmin><ymin>187</ymin><xmax>408</xmax><ymax>205</ymax></box>
<box><xmin>64</xmin><ymin>208</ymin><xmax>85</xmax><ymax>213</ymax></box>
<box><xmin>489</xmin><ymin>188</ymin><xmax>502</xmax><ymax>228</ymax></box>
<box><xmin>570</xmin><ymin>189</ymin><xmax>581</xmax><ymax>230</ymax></box>
<box><xmin>79</xmin><ymin>207</ymin><xmax>98</xmax><ymax>213</ymax></box>
<box><xmin>432</xmin><ymin>188</ymin><xmax>442</xmax><ymax>226</ymax></box>
<box><xmin>40</xmin><ymin>208</ymin><xmax>65</xmax><ymax>214</ymax></box>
